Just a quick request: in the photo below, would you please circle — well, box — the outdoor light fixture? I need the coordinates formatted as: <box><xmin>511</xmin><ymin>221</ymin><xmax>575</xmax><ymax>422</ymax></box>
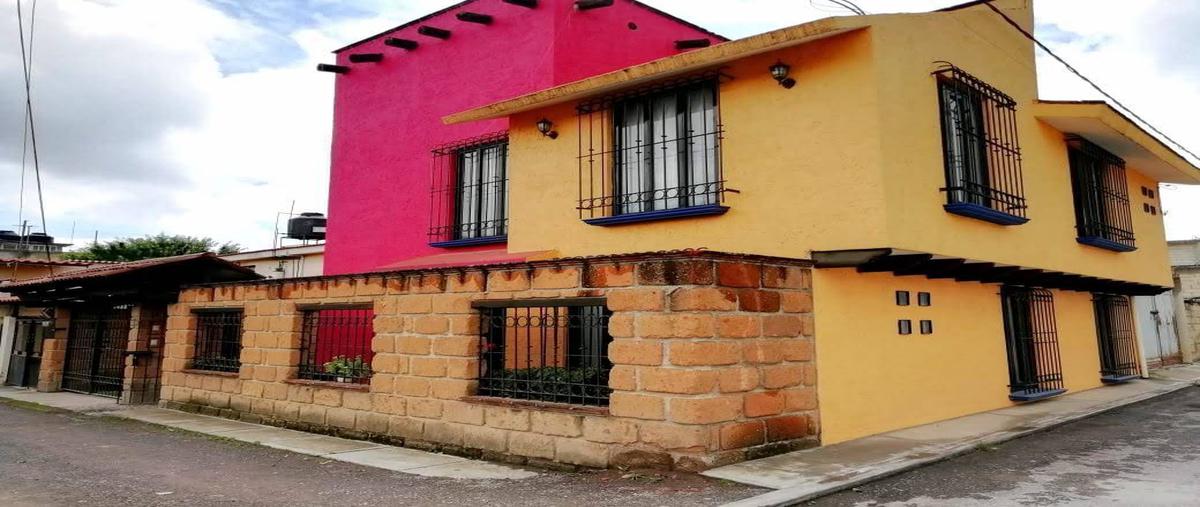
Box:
<box><xmin>770</xmin><ymin>61</ymin><xmax>795</xmax><ymax>89</ymax></box>
<box><xmin>536</xmin><ymin>118</ymin><xmax>558</xmax><ymax>139</ymax></box>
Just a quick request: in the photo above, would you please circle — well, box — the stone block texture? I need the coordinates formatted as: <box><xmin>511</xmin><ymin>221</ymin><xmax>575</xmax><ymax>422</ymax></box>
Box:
<box><xmin>160</xmin><ymin>252</ymin><xmax>818</xmax><ymax>470</ymax></box>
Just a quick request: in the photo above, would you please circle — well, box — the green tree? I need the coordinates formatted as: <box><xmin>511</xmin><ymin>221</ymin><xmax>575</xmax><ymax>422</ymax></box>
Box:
<box><xmin>63</xmin><ymin>234</ymin><xmax>242</xmax><ymax>262</ymax></box>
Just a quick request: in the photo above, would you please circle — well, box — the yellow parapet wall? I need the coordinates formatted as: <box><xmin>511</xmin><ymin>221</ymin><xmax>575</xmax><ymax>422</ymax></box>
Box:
<box><xmin>813</xmin><ymin>268</ymin><xmax>1105</xmax><ymax>445</ymax></box>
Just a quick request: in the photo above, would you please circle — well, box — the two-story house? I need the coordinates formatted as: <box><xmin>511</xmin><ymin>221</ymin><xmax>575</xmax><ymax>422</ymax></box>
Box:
<box><xmin>26</xmin><ymin>0</ymin><xmax>1197</xmax><ymax>472</ymax></box>
<box><xmin>441</xmin><ymin>0</ymin><xmax>1200</xmax><ymax>443</ymax></box>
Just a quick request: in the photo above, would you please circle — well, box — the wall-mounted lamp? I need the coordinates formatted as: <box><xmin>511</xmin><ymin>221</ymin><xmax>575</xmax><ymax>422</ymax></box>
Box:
<box><xmin>770</xmin><ymin>61</ymin><xmax>796</xmax><ymax>89</ymax></box>
<box><xmin>536</xmin><ymin>118</ymin><xmax>558</xmax><ymax>139</ymax></box>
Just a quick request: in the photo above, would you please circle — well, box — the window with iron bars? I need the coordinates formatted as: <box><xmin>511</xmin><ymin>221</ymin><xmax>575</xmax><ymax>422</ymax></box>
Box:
<box><xmin>934</xmin><ymin>64</ymin><xmax>1027</xmax><ymax>225</ymax></box>
<box><xmin>298</xmin><ymin>307</ymin><xmax>375</xmax><ymax>384</ymax></box>
<box><xmin>577</xmin><ymin>74</ymin><xmax>726</xmax><ymax>224</ymax></box>
<box><xmin>1092</xmin><ymin>294</ymin><xmax>1141</xmax><ymax>382</ymax></box>
<box><xmin>429</xmin><ymin>131</ymin><xmax>509</xmax><ymax>246</ymax></box>
<box><xmin>191</xmin><ymin>310</ymin><xmax>243</xmax><ymax>373</ymax></box>
<box><xmin>475</xmin><ymin>299</ymin><xmax>613</xmax><ymax>407</ymax></box>
<box><xmin>1000</xmin><ymin>286</ymin><xmax>1065</xmax><ymax>401</ymax></box>
<box><xmin>1067</xmin><ymin>136</ymin><xmax>1136</xmax><ymax>252</ymax></box>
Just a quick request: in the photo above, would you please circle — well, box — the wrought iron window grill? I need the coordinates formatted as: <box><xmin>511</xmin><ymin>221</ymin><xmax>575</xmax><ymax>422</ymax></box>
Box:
<box><xmin>191</xmin><ymin>310</ymin><xmax>243</xmax><ymax>373</ymax></box>
<box><xmin>1092</xmin><ymin>294</ymin><xmax>1141</xmax><ymax>381</ymax></box>
<box><xmin>577</xmin><ymin>72</ymin><xmax>727</xmax><ymax>221</ymax></box>
<box><xmin>934</xmin><ymin>63</ymin><xmax>1027</xmax><ymax>223</ymax></box>
<box><xmin>429</xmin><ymin>131</ymin><xmax>509</xmax><ymax>245</ymax></box>
<box><xmin>1000</xmin><ymin>286</ymin><xmax>1065</xmax><ymax>400</ymax></box>
<box><xmin>475</xmin><ymin>299</ymin><xmax>613</xmax><ymax>407</ymax></box>
<box><xmin>1067</xmin><ymin>135</ymin><xmax>1135</xmax><ymax>251</ymax></box>
<box><xmin>299</xmin><ymin>307</ymin><xmax>375</xmax><ymax>384</ymax></box>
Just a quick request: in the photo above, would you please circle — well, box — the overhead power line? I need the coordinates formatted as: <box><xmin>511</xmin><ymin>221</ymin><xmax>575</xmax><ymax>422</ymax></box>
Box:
<box><xmin>16</xmin><ymin>0</ymin><xmax>52</xmax><ymax>264</ymax></box>
<box><xmin>983</xmin><ymin>2</ymin><xmax>1200</xmax><ymax>163</ymax></box>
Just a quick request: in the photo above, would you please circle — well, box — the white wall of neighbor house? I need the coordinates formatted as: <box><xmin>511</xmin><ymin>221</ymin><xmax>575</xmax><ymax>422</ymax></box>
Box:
<box><xmin>1174</xmin><ymin>266</ymin><xmax>1200</xmax><ymax>363</ymax></box>
<box><xmin>1169</xmin><ymin>241</ymin><xmax>1200</xmax><ymax>267</ymax></box>
<box><xmin>221</xmin><ymin>245</ymin><xmax>324</xmax><ymax>279</ymax></box>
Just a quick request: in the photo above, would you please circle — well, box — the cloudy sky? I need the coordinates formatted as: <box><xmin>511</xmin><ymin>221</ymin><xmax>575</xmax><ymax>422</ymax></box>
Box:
<box><xmin>2</xmin><ymin>0</ymin><xmax>1198</xmax><ymax>251</ymax></box>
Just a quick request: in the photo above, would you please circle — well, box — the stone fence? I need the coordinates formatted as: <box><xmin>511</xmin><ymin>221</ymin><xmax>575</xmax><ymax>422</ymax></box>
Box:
<box><xmin>161</xmin><ymin>251</ymin><xmax>818</xmax><ymax>470</ymax></box>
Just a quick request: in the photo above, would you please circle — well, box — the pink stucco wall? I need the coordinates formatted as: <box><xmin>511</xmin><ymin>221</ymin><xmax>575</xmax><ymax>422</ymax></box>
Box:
<box><xmin>324</xmin><ymin>0</ymin><xmax>722</xmax><ymax>275</ymax></box>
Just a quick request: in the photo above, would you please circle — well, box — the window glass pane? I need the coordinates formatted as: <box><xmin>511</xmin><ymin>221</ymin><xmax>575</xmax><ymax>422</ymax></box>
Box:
<box><xmin>457</xmin><ymin>149</ymin><xmax>480</xmax><ymax>239</ymax></box>
<box><xmin>686</xmin><ymin>86</ymin><xmax>718</xmax><ymax>206</ymax></box>
<box><xmin>650</xmin><ymin>94</ymin><xmax>681</xmax><ymax>210</ymax></box>
<box><xmin>617</xmin><ymin>101</ymin><xmax>647</xmax><ymax>214</ymax></box>
<box><xmin>613</xmin><ymin>82</ymin><xmax>719</xmax><ymax>215</ymax></box>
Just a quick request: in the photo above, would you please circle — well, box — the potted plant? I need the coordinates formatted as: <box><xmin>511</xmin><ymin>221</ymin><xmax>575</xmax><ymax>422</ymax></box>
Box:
<box><xmin>323</xmin><ymin>355</ymin><xmax>369</xmax><ymax>383</ymax></box>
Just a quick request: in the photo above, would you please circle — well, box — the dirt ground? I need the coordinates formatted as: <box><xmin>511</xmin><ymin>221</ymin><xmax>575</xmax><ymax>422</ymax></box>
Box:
<box><xmin>0</xmin><ymin>400</ymin><xmax>765</xmax><ymax>506</ymax></box>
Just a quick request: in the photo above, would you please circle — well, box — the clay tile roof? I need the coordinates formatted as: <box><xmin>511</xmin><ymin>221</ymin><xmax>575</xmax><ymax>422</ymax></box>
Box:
<box><xmin>0</xmin><ymin>252</ymin><xmax>260</xmax><ymax>290</ymax></box>
<box><xmin>0</xmin><ymin>258</ymin><xmax>119</xmax><ymax>267</ymax></box>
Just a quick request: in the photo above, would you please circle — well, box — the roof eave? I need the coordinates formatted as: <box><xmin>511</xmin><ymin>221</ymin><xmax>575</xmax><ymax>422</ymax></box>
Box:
<box><xmin>1034</xmin><ymin>101</ymin><xmax>1200</xmax><ymax>184</ymax></box>
<box><xmin>443</xmin><ymin>16</ymin><xmax>869</xmax><ymax>125</ymax></box>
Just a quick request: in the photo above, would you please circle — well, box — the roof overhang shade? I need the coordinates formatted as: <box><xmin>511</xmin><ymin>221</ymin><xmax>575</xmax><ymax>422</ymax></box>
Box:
<box><xmin>443</xmin><ymin>16</ymin><xmax>870</xmax><ymax>125</ymax></box>
<box><xmin>1034</xmin><ymin>101</ymin><xmax>1200</xmax><ymax>184</ymax></box>
<box><xmin>812</xmin><ymin>248</ymin><xmax>1169</xmax><ymax>296</ymax></box>
<box><xmin>1</xmin><ymin>253</ymin><xmax>263</xmax><ymax>305</ymax></box>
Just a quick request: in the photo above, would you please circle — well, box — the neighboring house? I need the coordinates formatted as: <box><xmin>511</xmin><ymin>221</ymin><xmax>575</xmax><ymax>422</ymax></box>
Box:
<box><xmin>0</xmin><ymin>258</ymin><xmax>102</xmax><ymax>387</ymax></box>
<box><xmin>221</xmin><ymin>244</ymin><xmax>325</xmax><ymax>279</ymax></box>
<box><xmin>0</xmin><ymin>254</ymin><xmax>262</xmax><ymax>402</ymax></box>
<box><xmin>0</xmin><ymin>230</ymin><xmax>70</xmax><ymax>260</ymax></box>
<box><xmin>12</xmin><ymin>0</ymin><xmax>1200</xmax><ymax>473</ymax></box>
<box><xmin>322</xmin><ymin>0</ymin><xmax>725</xmax><ymax>274</ymax></box>
<box><xmin>1169</xmin><ymin>239</ymin><xmax>1200</xmax><ymax>363</ymax></box>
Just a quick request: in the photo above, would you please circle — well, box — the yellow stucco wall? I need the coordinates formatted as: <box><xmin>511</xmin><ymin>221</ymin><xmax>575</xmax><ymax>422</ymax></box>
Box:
<box><xmin>490</xmin><ymin>0</ymin><xmax>1171</xmax><ymax>446</ymax></box>
<box><xmin>503</xmin><ymin>1</ymin><xmax>1174</xmax><ymax>288</ymax></box>
<box><xmin>507</xmin><ymin>29</ymin><xmax>888</xmax><ymax>259</ymax></box>
<box><xmin>814</xmin><ymin>268</ymin><xmax>1105</xmax><ymax>444</ymax></box>
<box><xmin>869</xmin><ymin>5</ymin><xmax>1173</xmax><ymax>287</ymax></box>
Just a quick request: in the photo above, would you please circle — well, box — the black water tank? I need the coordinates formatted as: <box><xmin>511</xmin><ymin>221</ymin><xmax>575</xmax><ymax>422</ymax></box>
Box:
<box><xmin>27</xmin><ymin>233</ymin><xmax>53</xmax><ymax>244</ymax></box>
<box><xmin>287</xmin><ymin>212</ymin><xmax>326</xmax><ymax>240</ymax></box>
<box><xmin>0</xmin><ymin>230</ymin><xmax>20</xmax><ymax>242</ymax></box>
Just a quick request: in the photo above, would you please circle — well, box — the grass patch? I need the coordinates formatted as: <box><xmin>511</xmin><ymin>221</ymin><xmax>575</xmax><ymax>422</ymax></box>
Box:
<box><xmin>0</xmin><ymin>398</ymin><xmax>65</xmax><ymax>413</ymax></box>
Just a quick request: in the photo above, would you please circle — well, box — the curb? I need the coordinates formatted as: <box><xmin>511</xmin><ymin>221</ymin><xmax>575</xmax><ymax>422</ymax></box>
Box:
<box><xmin>724</xmin><ymin>379</ymin><xmax>1198</xmax><ymax>507</ymax></box>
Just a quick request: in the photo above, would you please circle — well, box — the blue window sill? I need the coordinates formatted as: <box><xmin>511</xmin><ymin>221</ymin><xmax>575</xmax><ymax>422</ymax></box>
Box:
<box><xmin>1101</xmin><ymin>374</ymin><xmax>1139</xmax><ymax>385</ymax></box>
<box><xmin>1077</xmin><ymin>236</ymin><xmax>1137</xmax><ymax>253</ymax></box>
<box><xmin>430</xmin><ymin>236</ymin><xmax>507</xmax><ymax>248</ymax></box>
<box><xmin>583</xmin><ymin>204</ymin><xmax>729</xmax><ymax>226</ymax></box>
<box><xmin>1008</xmin><ymin>388</ymin><xmax>1066</xmax><ymax>402</ymax></box>
<box><xmin>944</xmin><ymin>202</ymin><xmax>1029</xmax><ymax>226</ymax></box>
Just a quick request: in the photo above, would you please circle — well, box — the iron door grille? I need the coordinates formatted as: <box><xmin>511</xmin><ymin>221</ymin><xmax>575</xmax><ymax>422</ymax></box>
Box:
<box><xmin>1092</xmin><ymin>294</ymin><xmax>1141</xmax><ymax>381</ymax></box>
<box><xmin>429</xmin><ymin>132</ymin><xmax>509</xmax><ymax>245</ymax></box>
<box><xmin>62</xmin><ymin>306</ymin><xmax>132</xmax><ymax>398</ymax></box>
<box><xmin>191</xmin><ymin>310</ymin><xmax>244</xmax><ymax>373</ymax></box>
<box><xmin>934</xmin><ymin>63</ymin><xmax>1026</xmax><ymax>220</ymax></box>
<box><xmin>1068</xmin><ymin>136</ymin><xmax>1135</xmax><ymax>250</ymax></box>
<box><xmin>298</xmin><ymin>308</ymin><xmax>375</xmax><ymax>384</ymax></box>
<box><xmin>1000</xmin><ymin>287</ymin><xmax>1065</xmax><ymax>401</ymax></box>
<box><xmin>577</xmin><ymin>73</ymin><xmax>726</xmax><ymax>221</ymax></box>
<box><xmin>476</xmin><ymin>299</ymin><xmax>613</xmax><ymax>407</ymax></box>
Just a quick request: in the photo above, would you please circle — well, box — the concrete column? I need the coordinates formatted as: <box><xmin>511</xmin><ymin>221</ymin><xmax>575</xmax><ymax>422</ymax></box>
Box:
<box><xmin>0</xmin><ymin>313</ymin><xmax>16</xmax><ymax>384</ymax></box>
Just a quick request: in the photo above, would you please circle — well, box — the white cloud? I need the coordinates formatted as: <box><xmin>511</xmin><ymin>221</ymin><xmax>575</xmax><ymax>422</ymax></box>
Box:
<box><xmin>1</xmin><ymin>0</ymin><xmax>1197</xmax><ymax>252</ymax></box>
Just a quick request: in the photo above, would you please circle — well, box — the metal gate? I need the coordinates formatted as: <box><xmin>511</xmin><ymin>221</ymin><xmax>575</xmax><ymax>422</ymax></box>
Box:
<box><xmin>5</xmin><ymin>318</ymin><xmax>50</xmax><ymax>388</ymax></box>
<box><xmin>1135</xmin><ymin>294</ymin><xmax>1181</xmax><ymax>367</ymax></box>
<box><xmin>62</xmin><ymin>306</ymin><xmax>132</xmax><ymax>398</ymax></box>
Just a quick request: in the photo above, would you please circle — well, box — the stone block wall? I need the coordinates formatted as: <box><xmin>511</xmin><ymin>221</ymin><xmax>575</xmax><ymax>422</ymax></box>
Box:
<box><xmin>160</xmin><ymin>251</ymin><xmax>818</xmax><ymax>470</ymax></box>
<box><xmin>1177</xmin><ymin>268</ymin><xmax>1200</xmax><ymax>363</ymax></box>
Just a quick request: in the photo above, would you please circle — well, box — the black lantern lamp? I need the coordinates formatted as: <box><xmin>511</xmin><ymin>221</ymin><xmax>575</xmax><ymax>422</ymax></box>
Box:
<box><xmin>536</xmin><ymin>118</ymin><xmax>559</xmax><ymax>139</ymax></box>
<box><xmin>770</xmin><ymin>61</ymin><xmax>796</xmax><ymax>89</ymax></box>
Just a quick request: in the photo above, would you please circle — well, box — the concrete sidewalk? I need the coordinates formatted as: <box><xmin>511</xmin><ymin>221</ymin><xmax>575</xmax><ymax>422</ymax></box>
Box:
<box><xmin>709</xmin><ymin>364</ymin><xmax>1200</xmax><ymax>507</ymax></box>
<box><xmin>0</xmin><ymin>386</ymin><xmax>537</xmax><ymax>481</ymax></box>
